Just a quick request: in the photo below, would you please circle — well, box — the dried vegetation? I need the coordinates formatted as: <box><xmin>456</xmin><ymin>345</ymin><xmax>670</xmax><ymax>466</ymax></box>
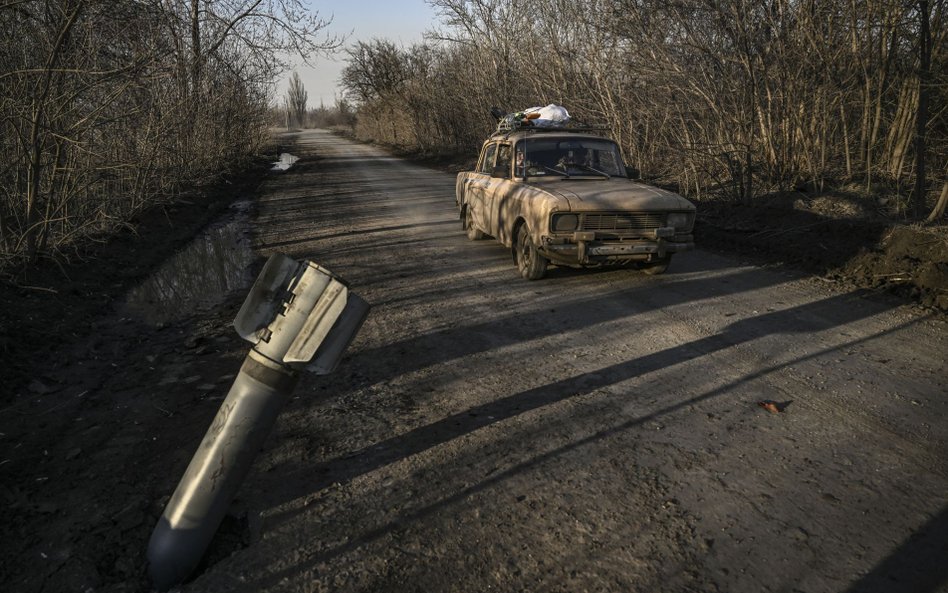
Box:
<box><xmin>341</xmin><ymin>0</ymin><xmax>948</xmax><ymax>223</ymax></box>
<box><xmin>0</xmin><ymin>0</ymin><xmax>338</xmax><ymax>271</ymax></box>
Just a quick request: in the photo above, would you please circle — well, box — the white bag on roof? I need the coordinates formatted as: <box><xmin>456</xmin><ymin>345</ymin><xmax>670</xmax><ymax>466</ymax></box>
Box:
<box><xmin>523</xmin><ymin>104</ymin><xmax>570</xmax><ymax>127</ymax></box>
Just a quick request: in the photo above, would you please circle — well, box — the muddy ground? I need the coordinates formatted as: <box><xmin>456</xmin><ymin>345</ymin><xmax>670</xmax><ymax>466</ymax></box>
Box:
<box><xmin>1</xmin><ymin>130</ymin><xmax>946</xmax><ymax>593</ymax></box>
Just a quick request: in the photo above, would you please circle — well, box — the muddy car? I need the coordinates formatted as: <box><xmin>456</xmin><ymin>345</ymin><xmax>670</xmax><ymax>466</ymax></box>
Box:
<box><xmin>456</xmin><ymin>122</ymin><xmax>696</xmax><ymax>279</ymax></box>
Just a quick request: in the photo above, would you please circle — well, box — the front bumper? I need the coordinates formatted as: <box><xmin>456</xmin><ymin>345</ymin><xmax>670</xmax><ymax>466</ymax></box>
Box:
<box><xmin>541</xmin><ymin>228</ymin><xmax>694</xmax><ymax>265</ymax></box>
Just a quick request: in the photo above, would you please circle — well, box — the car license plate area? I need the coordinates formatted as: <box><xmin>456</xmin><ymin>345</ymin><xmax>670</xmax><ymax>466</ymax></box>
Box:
<box><xmin>587</xmin><ymin>243</ymin><xmax>657</xmax><ymax>256</ymax></box>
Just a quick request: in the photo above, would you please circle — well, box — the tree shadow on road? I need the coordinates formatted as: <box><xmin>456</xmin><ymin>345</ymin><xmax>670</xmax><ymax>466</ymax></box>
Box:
<box><xmin>843</xmin><ymin>503</ymin><xmax>948</xmax><ymax>593</ymax></box>
<box><xmin>233</xmin><ymin>289</ymin><xmax>932</xmax><ymax>592</ymax></box>
<box><xmin>260</xmin><ymin>285</ymin><xmax>913</xmax><ymax>520</ymax></box>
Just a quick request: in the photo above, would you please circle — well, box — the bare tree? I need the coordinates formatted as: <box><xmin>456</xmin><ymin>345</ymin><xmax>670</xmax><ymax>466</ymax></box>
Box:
<box><xmin>915</xmin><ymin>0</ymin><xmax>933</xmax><ymax>217</ymax></box>
<box><xmin>341</xmin><ymin>39</ymin><xmax>413</xmax><ymax>143</ymax></box>
<box><xmin>0</xmin><ymin>0</ymin><xmax>340</xmax><ymax>269</ymax></box>
<box><xmin>928</xmin><ymin>174</ymin><xmax>948</xmax><ymax>221</ymax></box>
<box><xmin>340</xmin><ymin>0</ymin><xmax>946</xmax><ymax>215</ymax></box>
<box><xmin>287</xmin><ymin>71</ymin><xmax>308</xmax><ymax>128</ymax></box>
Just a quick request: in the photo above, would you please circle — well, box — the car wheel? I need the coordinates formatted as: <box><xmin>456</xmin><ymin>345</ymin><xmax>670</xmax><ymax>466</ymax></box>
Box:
<box><xmin>464</xmin><ymin>205</ymin><xmax>485</xmax><ymax>240</ymax></box>
<box><xmin>638</xmin><ymin>256</ymin><xmax>671</xmax><ymax>275</ymax></box>
<box><xmin>515</xmin><ymin>224</ymin><xmax>548</xmax><ymax>280</ymax></box>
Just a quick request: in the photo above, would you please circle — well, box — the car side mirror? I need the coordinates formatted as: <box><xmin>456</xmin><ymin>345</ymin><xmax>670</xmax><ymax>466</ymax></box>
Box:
<box><xmin>491</xmin><ymin>164</ymin><xmax>509</xmax><ymax>178</ymax></box>
<box><xmin>626</xmin><ymin>166</ymin><xmax>640</xmax><ymax>180</ymax></box>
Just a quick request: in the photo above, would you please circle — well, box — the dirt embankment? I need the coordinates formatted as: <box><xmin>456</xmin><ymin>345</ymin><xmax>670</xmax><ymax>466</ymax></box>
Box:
<box><xmin>694</xmin><ymin>198</ymin><xmax>948</xmax><ymax>311</ymax></box>
<box><xmin>0</xmin><ymin>154</ymin><xmax>276</xmax><ymax>396</ymax></box>
<box><xmin>0</xmin><ymin>152</ymin><xmax>279</xmax><ymax>592</ymax></box>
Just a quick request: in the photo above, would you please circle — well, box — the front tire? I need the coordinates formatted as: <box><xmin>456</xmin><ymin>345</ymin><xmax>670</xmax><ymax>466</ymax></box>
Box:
<box><xmin>637</xmin><ymin>256</ymin><xmax>672</xmax><ymax>275</ymax></box>
<box><xmin>464</xmin><ymin>205</ymin><xmax>485</xmax><ymax>240</ymax></box>
<box><xmin>515</xmin><ymin>224</ymin><xmax>548</xmax><ymax>280</ymax></box>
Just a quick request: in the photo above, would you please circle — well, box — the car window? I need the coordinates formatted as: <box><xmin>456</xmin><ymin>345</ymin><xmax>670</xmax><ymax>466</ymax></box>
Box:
<box><xmin>496</xmin><ymin>144</ymin><xmax>511</xmax><ymax>175</ymax></box>
<box><xmin>478</xmin><ymin>143</ymin><xmax>497</xmax><ymax>174</ymax></box>
<box><xmin>520</xmin><ymin>138</ymin><xmax>625</xmax><ymax>177</ymax></box>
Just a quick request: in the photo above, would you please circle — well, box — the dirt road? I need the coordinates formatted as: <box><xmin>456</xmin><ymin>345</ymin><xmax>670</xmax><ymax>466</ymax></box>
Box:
<box><xmin>3</xmin><ymin>129</ymin><xmax>947</xmax><ymax>592</ymax></box>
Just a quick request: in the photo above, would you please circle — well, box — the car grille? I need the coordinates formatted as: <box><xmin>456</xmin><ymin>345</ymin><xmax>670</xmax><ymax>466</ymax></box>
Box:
<box><xmin>580</xmin><ymin>212</ymin><xmax>666</xmax><ymax>232</ymax></box>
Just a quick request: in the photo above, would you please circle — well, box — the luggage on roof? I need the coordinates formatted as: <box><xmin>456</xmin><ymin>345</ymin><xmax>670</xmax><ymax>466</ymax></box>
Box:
<box><xmin>491</xmin><ymin>104</ymin><xmax>608</xmax><ymax>136</ymax></box>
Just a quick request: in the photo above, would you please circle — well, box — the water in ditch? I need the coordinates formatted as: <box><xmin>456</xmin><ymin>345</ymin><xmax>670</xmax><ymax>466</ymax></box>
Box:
<box><xmin>271</xmin><ymin>153</ymin><xmax>299</xmax><ymax>171</ymax></box>
<box><xmin>123</xmin><ymin>200</ymin><xmax>256</xmax><ymax>326</ymax></box>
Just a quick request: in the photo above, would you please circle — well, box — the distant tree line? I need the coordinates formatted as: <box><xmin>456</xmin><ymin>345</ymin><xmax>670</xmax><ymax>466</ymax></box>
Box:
<box><xmin>275</xmin><ymin>78</ymin><xmax>356</xmax><ymax>131</ymax></box>
<box><xmin>341</xmin><ymin>0</ymin><xmax>948</xmax><ymax>221</ymax></box>
<box><xmin>0</xmin><ymin>0</ymin><xmax>337</xmax><ymax>268</ymax></box>
<box><xmin>307</xmin><ymin>99</ymin><xmax>357</xmax><ymax>129</ymax></box>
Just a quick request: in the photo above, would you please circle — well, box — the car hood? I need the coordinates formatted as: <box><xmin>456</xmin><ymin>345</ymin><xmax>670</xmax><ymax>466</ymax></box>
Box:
<box><xmin>535</xmin><ymin>178</ymin><xmax>695</xmax><ymax>211</ymax></box>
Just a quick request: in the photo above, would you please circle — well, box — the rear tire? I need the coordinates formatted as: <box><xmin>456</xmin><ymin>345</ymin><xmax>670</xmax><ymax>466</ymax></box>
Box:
<box><xmin>515</xmin><ymin>224</ymin><xmax>548</xmax><ymax>280</ymax></box>
<box><xmin>637</xmin><ymin>256</ymin><xmax>671</xmax><ymax>275</ymax></box>
<box><xmin>464</xmin><ymin>206</ymin><xmax>485</xmax><ymax>240</ymax></box>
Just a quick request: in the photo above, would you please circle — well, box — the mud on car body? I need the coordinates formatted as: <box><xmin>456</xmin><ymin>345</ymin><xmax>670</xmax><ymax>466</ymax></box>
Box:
<box><xmin>456</xmin><ymin>121</ymin><xmax>696</xmax><ymax>280</ymax></box>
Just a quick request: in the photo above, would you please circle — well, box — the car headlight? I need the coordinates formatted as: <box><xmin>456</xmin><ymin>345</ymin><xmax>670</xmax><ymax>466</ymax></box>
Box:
<box><xmin>552</xmin><ymin>213</ymin><xmax>579</xmax><ymax>232</ymax></box>
<box><xmin>666</xmin><ymin>212</ymin><xmax>692</xmax><ymax>230</ymax></box>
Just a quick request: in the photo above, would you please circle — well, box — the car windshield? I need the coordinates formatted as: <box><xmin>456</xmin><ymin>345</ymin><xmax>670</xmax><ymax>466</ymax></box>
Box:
<box><xmin>516</xmin><ymin>138</ymin><xmax>624</xmax><ymax>178</ymax></box>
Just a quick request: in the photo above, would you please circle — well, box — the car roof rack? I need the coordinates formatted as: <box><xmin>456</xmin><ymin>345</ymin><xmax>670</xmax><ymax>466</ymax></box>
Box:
<box><xmin>491</xmin><ymin>117</ymin><xmax>610</xmax><ymax>138</ymax></box>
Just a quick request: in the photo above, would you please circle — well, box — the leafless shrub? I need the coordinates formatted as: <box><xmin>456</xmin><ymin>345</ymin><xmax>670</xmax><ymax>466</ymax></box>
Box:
<box><xmin>340</xmin><ymin>0</ymin><xmax>948</xmax><ymax>221</ymax></box>
<box><xmin>0</xmin><ymin>0</ymin><xmax>339</xmax><ymax>270</ymax></box>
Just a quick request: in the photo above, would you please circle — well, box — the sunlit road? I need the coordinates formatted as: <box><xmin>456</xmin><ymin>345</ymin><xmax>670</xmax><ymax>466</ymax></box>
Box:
<box><xmin>190</xmin><ymin>129</ymin><xmax>948</xmax><ymax>593</ymax></box>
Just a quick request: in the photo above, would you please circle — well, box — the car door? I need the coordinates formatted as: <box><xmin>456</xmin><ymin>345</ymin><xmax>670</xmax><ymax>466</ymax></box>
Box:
<box><xmin>466</xmin><ymin>142</ymin><xmax>496</xmax><ymax>234</ymax></box>
<box><xmin>486</xmin><ymin>143</ymin><xmax>515</xmax><ymax>238</ymax></box>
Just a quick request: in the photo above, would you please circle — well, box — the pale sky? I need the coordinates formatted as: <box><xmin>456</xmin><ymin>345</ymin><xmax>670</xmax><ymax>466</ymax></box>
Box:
<box><xmin>280</xmin><ymin>0</ymin><xmax>441</xmax><ymax>107</ymax></box>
